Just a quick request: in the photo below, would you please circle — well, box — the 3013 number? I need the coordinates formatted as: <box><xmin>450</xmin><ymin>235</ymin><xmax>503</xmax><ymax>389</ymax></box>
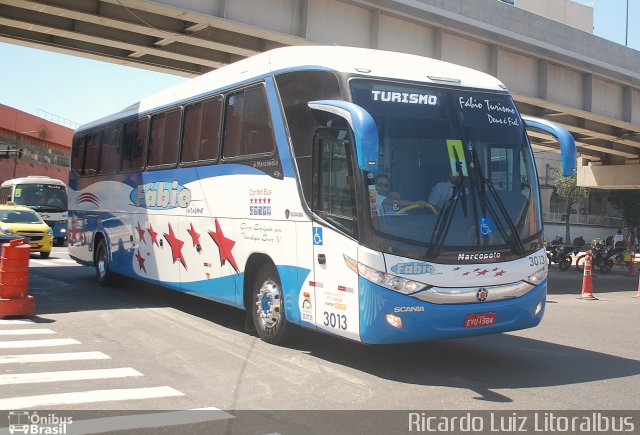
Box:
<box><xmin>323</xmin><ymin>311</ymin><xmax>347</xmax><ymax>330</ymax></box>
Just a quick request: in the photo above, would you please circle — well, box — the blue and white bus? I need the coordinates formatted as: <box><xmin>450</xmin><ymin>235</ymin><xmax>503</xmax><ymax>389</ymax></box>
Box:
<box><xmin>0</xmin><ymin>176</ymin><xmax>68</xmax><ymax>246</ymax></box>
<box><xmin>69</xmin><ymin>46</ymin><xmax>575</xmax><ymax>344</ymax></box>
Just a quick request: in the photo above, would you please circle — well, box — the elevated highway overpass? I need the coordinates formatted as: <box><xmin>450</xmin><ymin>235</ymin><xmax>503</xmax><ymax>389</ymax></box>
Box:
<box><xmin>0</xmin><ymin>0</ymin><xmax>639</xmax><ymax>188</ymax></box>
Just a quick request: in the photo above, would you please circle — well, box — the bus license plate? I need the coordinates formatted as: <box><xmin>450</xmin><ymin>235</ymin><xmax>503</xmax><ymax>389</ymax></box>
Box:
<box><xmin>464</xmin><ymin>313</ymin><xmax>496</xmax><ymax>328</ymax></box>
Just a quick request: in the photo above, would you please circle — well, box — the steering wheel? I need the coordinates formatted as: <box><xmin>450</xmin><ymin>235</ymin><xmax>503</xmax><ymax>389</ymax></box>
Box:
<box><xmin>396</xmin><ymin>203</ymin><xmax>439</xmax><ymax>215</ymax></box>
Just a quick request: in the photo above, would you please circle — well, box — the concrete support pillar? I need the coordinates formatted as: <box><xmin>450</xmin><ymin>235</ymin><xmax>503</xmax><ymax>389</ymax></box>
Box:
<box><xmin>433</xmin><ymin>28</ymin><xmax>443</xmax><ymax>60</ymax></box>
<box><xmin>371</xmin><ymin>8</ymin><xmax>380</xmax><ymax>49</ymax></box>
<box><xmin>623</xmin><ymin>86</ymin><xmax>633</xmax><ymax>123</ymax></box>
<box><xmin>583</xmin><ymin>73</ymin><xmax>593</xmax><ymax>112</ymax></box>
<box><xmin>299</xmin><ymin>0</ymin><xmax>308</xmax><ymax>38</ymax></box>
<box><xmin>538</xmin><ymin>59</ymin><xmax>548</xmax><ymax>100</ymax></box>
<box><xmin>489</xmin><ymin>45</ymin><xmax>499</xmax><ymax>78</ymax></box>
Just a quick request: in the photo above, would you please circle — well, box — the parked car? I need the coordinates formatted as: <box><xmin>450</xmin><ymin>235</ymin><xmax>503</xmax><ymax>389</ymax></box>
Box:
<box><xmin>0</xmin><ymin>204</ymin><xmax>53</xmax><ymax>258</ymax></box>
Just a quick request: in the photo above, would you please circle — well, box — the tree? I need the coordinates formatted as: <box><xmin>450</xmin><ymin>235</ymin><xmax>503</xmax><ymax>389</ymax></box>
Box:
<box><xmin>608</xmin><ymin>190</ymin><xmax>640</xmax><ymax>232</ymax></box>
<box><xmin>553</xmin><ymin>169</ymin><xmax>589</xmax><ymax>243</ymax></box>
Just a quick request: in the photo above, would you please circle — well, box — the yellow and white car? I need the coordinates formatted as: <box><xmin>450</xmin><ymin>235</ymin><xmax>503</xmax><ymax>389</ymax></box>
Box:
<box><xmin>0</xmin><ymin>204</ymin><xmax>53</xmax><ymax>258</ymax></box>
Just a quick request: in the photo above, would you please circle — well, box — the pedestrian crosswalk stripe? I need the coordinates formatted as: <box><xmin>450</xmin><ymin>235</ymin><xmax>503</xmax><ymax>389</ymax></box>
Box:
<box><xmin>0</xmin><ymin>386</ymin><xmax>185</xmax><ymax>410</ymax></box>
<box><xmin>0</xmin><ymin>351</ymin><xmax>110</xmax><ymax>364</ymax></box>
<box><xmin>0</xmin><ymin>367</ymin><xmax>143</xmax><ymax>386</ymax></box>
<box><xmin>0</xmin><ymin>319</ymin><xmax>34</xmax><ymax>325</ymax></box>
<box><xmin>57</xmin><ymin>407</ymin><xmax>233</xmax><ymax>433</ymax></box>
<box><xmin>0</xmin><ymin>338</ymin><xmax>80</xmax><ymax>349</ymax></box>
<box><xmin>0</xmin><ymin>328</ymin><xmax>56</xmax><ymax>336</ymax></box>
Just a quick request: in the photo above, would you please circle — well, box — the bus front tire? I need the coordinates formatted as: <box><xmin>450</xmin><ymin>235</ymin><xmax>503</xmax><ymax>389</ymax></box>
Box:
<box><xmin>251</xmin><ymin>263</ymin><xmax>292</xmax><ymax>345</ymax></box>
<box><xmin>95</xmin><ymin>239</ymin><xmax>114</xmax><ymax>286</ymax></box>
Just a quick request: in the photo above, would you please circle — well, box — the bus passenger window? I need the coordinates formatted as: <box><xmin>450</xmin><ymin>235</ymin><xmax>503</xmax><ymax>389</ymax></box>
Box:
<box><xmin>182</xmin><ymin>97</ymin><xmax>222</xmax><ymax>164</ymax></box>
<box><xmin>122</xmin><ymin>118</ymin><xmax>147</xmax><ymax>170</ymax></box>
<box><xmin>182</xmin><ymin>103</ymin><xmax>201</xmax><ymax>163</ymax></box>
<box><xmin>200</xmin><ymin>98</ymin><xmax>222</xmax><ymax>160</ymax></box>
<box><xmin>99</xmin><ymin>127</ymin><xmax>121</xmax><ymax>174</ymax></box>
<box><xmin>148</xmin><ymin>109</ymin><xmax>181</xmax><ymax>167</ymax></box>
<box><xmin>83</xmin><ymin>132</ymin><xmax>100</xmax><ymax>176</ymax></box>
<box><xmin>71</xmin><ymin>136</ymin><xmax>86</xmax><ymax>175</ymax></box>
<box><xmin>223</xmin><ymin>85</ymin><xmax>275</xmax><ymax>159</ymax></box>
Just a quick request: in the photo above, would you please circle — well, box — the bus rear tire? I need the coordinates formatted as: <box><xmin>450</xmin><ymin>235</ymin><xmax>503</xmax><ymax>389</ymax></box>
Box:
<box><xmin>251</xmin><ymin>263</ymin><xmax>292</xmax><ymax>345</ymax></box>
<box><xmin>95</xmin><ymin>239</ymin><xmax>114</xmax><ymax>286</ymax></box>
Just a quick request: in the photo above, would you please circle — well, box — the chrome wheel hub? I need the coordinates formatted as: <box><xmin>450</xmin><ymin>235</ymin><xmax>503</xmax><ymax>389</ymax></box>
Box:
<box><xmin>255</xmin><ymin>280</ymin><xmax>281</xmax><ymax>329</ymax></box>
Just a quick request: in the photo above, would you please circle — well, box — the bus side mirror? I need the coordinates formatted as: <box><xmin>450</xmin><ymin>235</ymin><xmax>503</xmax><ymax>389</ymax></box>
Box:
<box><xmin>522</xmin><ymin>116</ymin><xmax>576</xmax><ymax>177</ymax></box>
<box><xmin>308</xmin><ymin>100</ymin><xmax>378</xmax><ymax>172</ymax></box>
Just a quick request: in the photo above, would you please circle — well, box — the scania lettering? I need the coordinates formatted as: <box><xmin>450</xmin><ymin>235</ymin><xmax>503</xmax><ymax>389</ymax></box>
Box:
<box><xmin>68</xmin><ymin>46</ymin><xmax>575</xmax><ymax>345</ymax></box>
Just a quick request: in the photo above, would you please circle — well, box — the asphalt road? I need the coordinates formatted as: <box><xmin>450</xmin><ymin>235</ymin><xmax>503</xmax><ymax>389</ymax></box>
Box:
<box><xmin>1</xmin><ymin>247</ymin><xmax>639</xmax><ymax>433</ymax></box>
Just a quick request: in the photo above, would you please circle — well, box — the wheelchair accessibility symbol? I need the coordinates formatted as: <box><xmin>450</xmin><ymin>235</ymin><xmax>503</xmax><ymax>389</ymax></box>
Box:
<box><xmin>479</xmin><ymin>217</ymin><xmax>493</xmax><ymax>237</ymax></box>
<box><xmin>313</xmin><ymin>227</ymin><xmax>323</xmax><ymax>245</ymax></box>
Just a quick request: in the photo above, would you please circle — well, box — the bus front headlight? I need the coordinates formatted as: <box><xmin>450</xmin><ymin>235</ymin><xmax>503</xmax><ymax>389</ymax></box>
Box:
<box><xmin>524</xmin><ymin>265</ymin><xmax>548</xmax><ymax>286</ymax></box>
<box><xmin>344</xmin><ymin>255</ymin><xmax>429</xmax><ymax>295</ymax></box>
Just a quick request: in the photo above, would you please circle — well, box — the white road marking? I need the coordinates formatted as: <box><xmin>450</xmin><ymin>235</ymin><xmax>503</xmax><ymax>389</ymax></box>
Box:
<box><xmin>0</xmin><ymin>328</ymin><xmax>55</xmax><ymax>336</ymax></box>
<box><xmin>0</xmin><ymin>386</ymin><xmax>185</xmax><ymax>410</ymax></box>
<box><xmin>67</xmin><ymin>407</ymin><xmax>232</xmax><ymax>434</ymax></box>
<box><xmin>0</xmin><ymin>367</ymin><xmax>143</xmax><ymax>385</ymax></box>
<box><xmin>0</xmin><ymin>351</ymin><xmax>110</xmax><ymax>364</ymax></box>
<box><xmin>0</xmin><ymin>338</ymin><xmax>79</xmax><ymax>349</ymax></box>
<box><xmin>0</xmin><ymin>319</ymin><xmax>34</xmax><ymax>325</ymax></box>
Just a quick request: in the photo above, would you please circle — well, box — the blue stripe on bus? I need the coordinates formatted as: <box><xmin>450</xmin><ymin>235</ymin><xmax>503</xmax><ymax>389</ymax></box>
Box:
<box><xmin>70</xmin><ymin>162</ymin><xmax>294</xmax><ymax>192</ymax></box>
<box><xmin>357</xmin><ymin>276</ymin><xmax>546</xmax><ymax>344</ymax></box>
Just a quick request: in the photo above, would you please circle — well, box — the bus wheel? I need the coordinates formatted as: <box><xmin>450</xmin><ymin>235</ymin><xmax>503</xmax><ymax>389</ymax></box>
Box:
<box><xmin>95</xmin><ymin>239</ymin><xmax>114</xmax><ymax>286</ymax></box>
<box><xmin>252</xmin><ymin>263</ymin><xmax>291</xmax><ymax>344</ymax></box>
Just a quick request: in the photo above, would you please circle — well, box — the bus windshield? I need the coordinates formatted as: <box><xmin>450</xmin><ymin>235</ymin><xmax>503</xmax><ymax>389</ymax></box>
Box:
<box><xmin>350</xmin><ymin>79</ymin><xmax>542</xmax><ymax>259</ymax></box>
<box><xmin>13</xmin><ymin>183</ymin><xmax>68</xmax><ymax>212</ymax></box>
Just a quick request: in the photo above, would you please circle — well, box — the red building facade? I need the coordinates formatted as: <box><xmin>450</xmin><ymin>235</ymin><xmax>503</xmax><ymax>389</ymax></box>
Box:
<box><xmin>0</xmin><ymin>104</ymin><xmax>73</xmax><ymax>185</ymax></box>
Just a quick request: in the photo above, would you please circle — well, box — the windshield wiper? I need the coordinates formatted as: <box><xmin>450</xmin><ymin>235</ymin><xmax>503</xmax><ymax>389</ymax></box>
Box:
<box><xmin>426</xmin><ymin>174</ymin><xmax>465</xmax><ymax>258</ymax></box>
<box><xmin>427</xmin><ymin>143</ymin><xmax>526</xmax><ymax>259</ymax></box>
<box><xmin>468</xmin><ymin>143</ymin><xmax>525</xmax><ymax>255</ymax></box>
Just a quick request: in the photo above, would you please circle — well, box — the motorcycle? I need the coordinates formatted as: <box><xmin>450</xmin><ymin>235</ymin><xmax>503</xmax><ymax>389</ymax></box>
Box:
<box><xmin>601</xmin><ymin>246</ymin><xmax>629</xmax><ymax>274</ymax></box>
<box><xmin>575</xmin><ymin>244</ymin><xmax>610</xmax><ymax>273</ymax></box>
<box><xmin>547</xmin><ymin>244</ymin><xmax>580</xmax><ymax>271</ymax></box>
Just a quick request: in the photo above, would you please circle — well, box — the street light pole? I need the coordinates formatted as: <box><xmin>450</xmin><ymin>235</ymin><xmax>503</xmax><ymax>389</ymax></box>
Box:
<box><xmin>626</xmin><ymin>0</ymin><xmax>629</xmax><ymax>47</ymax></box>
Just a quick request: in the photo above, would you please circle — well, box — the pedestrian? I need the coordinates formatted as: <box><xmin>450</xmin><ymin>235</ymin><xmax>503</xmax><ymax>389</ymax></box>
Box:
<box><xmin>613</xmin><ymin>229</ymin><xmax>624</xmax><ymax>248</ymax></box>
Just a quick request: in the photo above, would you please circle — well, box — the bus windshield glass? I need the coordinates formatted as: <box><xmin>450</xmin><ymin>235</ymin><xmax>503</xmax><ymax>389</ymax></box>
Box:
<box><xmin>13</xmin><ymin>183</ymin><xmax>68</xmax><ymax>212</ymax></box>
<box><xmin>350</xmin><ymin>79</ymin><xmax>542</xmax><ymax>258</ymax></box>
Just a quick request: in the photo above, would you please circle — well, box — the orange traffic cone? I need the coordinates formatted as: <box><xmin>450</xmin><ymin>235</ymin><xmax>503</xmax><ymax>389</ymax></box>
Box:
<box><xmin>581</xmin><ymin>249</ymin><xmax>598</xmax><ymax>300</ymax></box>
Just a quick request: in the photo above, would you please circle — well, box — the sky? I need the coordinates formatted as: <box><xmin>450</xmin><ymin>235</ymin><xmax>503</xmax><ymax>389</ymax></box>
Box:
<box><xmin>0</xmin><ymin>0</ymin><xmax>637</xmax><ymax>128</ymax></box>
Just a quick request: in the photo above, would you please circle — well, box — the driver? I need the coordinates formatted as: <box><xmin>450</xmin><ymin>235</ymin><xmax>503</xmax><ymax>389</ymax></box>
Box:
<box><xmin>374</xmin><ymin>174</ymin><xmax>431</xmax><ymax>215</ymax></box>
<box><xmin>428</xmin><ymin>172</ymin><xmax>463</xmax><ymax>210</ymax></box>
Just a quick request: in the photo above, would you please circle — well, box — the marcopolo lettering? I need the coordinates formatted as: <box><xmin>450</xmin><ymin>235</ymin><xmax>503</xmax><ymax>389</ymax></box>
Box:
<box><xmin>132</xmin><ymin>181</ymin><xmax>192</xmax><ymax>210</ymax></box>
<box><xmin>371</xmin><ymin>90</ymin><xmax>438</xmax><ymax>105</ymax></box>
<box><xmin>391</xmin><ymin>261</ymin><xmax>435</xmax><ymax>275</ymax></box>
<box><xmin>457</xmin><ymin>252</ymin><xmax>502</xmax><ymax>261</ymax></box>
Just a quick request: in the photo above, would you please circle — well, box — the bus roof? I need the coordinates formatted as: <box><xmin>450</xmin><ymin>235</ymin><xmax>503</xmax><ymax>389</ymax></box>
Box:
<box><xmin>77</xmin><ymin>45</ymin><xmax>507</xmax><ymax>133</ymax></box>
<box><xmin>1</xmin><ymin>176</ymin><xmax>67</xmax><ymax>187</ymax></box>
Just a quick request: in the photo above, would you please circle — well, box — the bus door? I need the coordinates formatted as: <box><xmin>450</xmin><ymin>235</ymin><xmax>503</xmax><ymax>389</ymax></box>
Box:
<box><xmin>311</xmin><ymin>128</ymin><xmax>361</xmax><ymax>341</ymax></box>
